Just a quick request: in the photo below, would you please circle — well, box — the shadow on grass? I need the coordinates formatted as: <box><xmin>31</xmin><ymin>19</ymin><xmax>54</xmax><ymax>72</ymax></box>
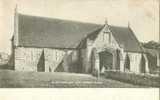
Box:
<box><xmin>0</xmin><ymin>64</ymin><xmax>14</xmax><ymax>70</ymax></box>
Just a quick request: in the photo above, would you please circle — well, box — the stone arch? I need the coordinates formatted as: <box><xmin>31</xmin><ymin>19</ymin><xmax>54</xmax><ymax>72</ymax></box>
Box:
<box><xmin>116</xmin><ymin>49</ymin><xmax>121</xmax><ymax>70</ymax></box>
<box><xmin>90</xmin><ymin>47</ymin><xmax>121</xmax><ymax>74</ymax></box>
<box><xmin>90</xmin><ymin>48</ymin><xmax>100</xmax><ymax>76</ymax></box>
<box><xmin>140</xmin><ymin>54</ymin><xmax>146</xmax><ymax>73</ymax></box>
<box><xmin>99</xmin><ymin>50</ymin><xmax>113</xmax><ymax>72</ymax></box>
<box><xmin>124</xmin><ymin>53</ymin><xmax>130</xmax><ymax>71</ymax></box>
<box><xmin>37</xmin><ymin>50</ymin><xmax>45</xmax><ymax>72</ymax></box>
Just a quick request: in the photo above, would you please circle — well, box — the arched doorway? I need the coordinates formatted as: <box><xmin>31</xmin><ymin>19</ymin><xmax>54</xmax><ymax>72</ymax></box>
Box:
<box><xmin>124</xmin><ymin>54</ymin><xmax>130</xmax><ymax>72</ymax></box>
<box><xmin>99</xmin><ymin>51</ymin><xmax>113</xmax><ymax>73</ymax></box>
<box><xmin>37</xmin><ymin>50</ymin><xmax>45</xmax><ymax>72</ymax></box>
<box><xmin>116</xmin><ymin>49</ymin><xmax>121</xmax><ymax>70</ymax></box>
<box><xmin>140</xmin><ymin>55</ymin><xmax>146</xmax><ymax>73</ymax></box>
<box><xmin>90</xmin><ymin>47</ymin><xmax>121</xmax><ymax>75</ymax></box>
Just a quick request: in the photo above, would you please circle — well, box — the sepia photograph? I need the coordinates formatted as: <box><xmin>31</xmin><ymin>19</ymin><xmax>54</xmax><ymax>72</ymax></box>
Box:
<box><xmin>0</xmin><ymin>0</ymin><xmax>159</xmax><ymax>88</ymax></box>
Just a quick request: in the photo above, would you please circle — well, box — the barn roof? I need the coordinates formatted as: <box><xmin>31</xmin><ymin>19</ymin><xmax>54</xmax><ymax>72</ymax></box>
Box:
<box><xmin>109</xmin><ymin>26</ymin><xmax>142</xmax><ymax>52</ymax></box>
<box><xmin>17</xmin><ymin>13</ymin><xmax>142</xmax><ymax>52</ymax></box>
<box><xmin>18</xmin><ymin>14</ymin><xmax>102</xmax><ymax>49</ymax></box>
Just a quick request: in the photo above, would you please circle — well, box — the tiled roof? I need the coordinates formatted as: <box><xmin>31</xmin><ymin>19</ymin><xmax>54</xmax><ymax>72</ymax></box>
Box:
<box><xmin>18</xmin><ymin>13</ymin><xmax>102</xmax><ymax>49</ymax></box>
<box><xmin>16</xmin><ymin>13</ymin><xmax>142</xmax><ymax>52</ymax></box>
<box><xmin>109</xmin><ymin>26</ymin><xmax>142</xmax><ymax>52</ymax></box>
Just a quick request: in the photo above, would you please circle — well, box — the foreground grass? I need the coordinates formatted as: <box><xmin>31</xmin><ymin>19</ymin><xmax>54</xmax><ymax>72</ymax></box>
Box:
<box><xmin>0</xmin><ymin>70</ymin><xmax>145</xmax><ymax>88</ymax></box>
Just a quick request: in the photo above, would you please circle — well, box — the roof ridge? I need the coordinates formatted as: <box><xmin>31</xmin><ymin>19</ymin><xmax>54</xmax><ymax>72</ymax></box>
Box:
<box><xmin>108</xmin><ymin>25</ymin><xmax>142</xmax><ymax>52</ymax></box>
<box><xmin>18</xmin><ymin>13</ymin><xmax>102</xmax><ymax>26</ymax></box>
<box><xmin>17</xmin><ymin>13</ymin><xmax>103</xmax><ymax>49</ymax></box>
<box><xmin>109</xmin><ymin>25</ymin><xmax>129</xmax><ymax>28</ymax></box>
<box><xmin>128</xmin><ymin>27</ymin><xmax>143</xmax><ymax>51</ymax></box>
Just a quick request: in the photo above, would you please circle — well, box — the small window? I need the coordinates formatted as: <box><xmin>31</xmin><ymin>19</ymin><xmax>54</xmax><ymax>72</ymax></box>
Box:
<box><xmin>87</xmin><ymin>39</ymin><xmax>93</xmax><ymax>46</ymax></box>
<box><xmin>104</xmin><ymin>27</ymin><xmax>110</xmax><ymax>33</ymax></box>
<box><xmin>55</xmin><ymin>51</ymin><xmax>58</xmax><ymax>61</ymax></box>
<box><xmin>103</xmin><ymin>33</ymin><xmax>109</xmax><ymax>42</ymax></box>
<box><xmin>124</xmin><ymin>54</ymin><xmax>130</xmax><ymax>71</ymax></box>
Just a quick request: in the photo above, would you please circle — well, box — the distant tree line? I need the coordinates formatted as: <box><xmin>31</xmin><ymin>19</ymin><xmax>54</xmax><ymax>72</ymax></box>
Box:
<box><xmin>141</xmin><ymin>41</ymin><xmax>160</xmax><ymax>50</ymax></box>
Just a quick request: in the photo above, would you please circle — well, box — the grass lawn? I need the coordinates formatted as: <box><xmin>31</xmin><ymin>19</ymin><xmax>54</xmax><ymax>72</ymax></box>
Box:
<box><xmin>0</xmin><ymin>70</ymin><xmax>146</xmax><ymax>88</ymax></box>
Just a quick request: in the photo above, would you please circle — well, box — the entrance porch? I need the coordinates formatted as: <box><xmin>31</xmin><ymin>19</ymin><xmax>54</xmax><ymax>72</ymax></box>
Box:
<box><xmin>91</xmin><ymin>47</ymin><xmax>121</xmax><ymax>75</ymax></box>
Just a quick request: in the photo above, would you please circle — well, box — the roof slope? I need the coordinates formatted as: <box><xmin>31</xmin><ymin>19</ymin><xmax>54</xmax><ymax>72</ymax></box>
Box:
<box><xmin>18</xmin><ymin>14</ymin><xmax>102</xmax><ymax>48</ymax></box>
<box><xmin>109</xmin><ymin>26</ymin><xmax>142</xmax><ymax>52</ymax></box>
<box><xmin>17</xmin><ymin>14</ymin><xmax>142</xmax><ymax>52</ymax></box>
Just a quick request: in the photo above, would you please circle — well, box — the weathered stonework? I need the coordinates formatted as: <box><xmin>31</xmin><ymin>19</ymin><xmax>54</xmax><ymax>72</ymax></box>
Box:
<box><xmin>11</xmin><ymin>12</ymin><xmax>150</xmax><ymax>75</ymax></box>
<box><xmin>14</xmin><ymin>47</ymin><xmax>82</xmax><ymax>73</ymax></box>
<box><xmin>82</xmin><ymin>25</ymin><xmax>121</xmax><ymax>73</ymax></box>
<box><xmin>15</xmin><ymin>47</ymin><xmax>42</xmax><ymax>71</ymax></box>
<box><xmin>81</xmin><ymin>25</ymin><xmax>149</xmax><ymax>75</ymax></box>
<box><xmin>44</xmin><ymin>48</ymin><xmax>65</xmax><ymax>72</ymax></box>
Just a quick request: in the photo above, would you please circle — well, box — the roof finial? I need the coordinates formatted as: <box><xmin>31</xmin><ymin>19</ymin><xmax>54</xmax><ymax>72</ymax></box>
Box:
<box><xmin>105</xmin><ymin>17</ymin><xmax>108</xmax><ymax>25</ymax></box>
<box><xmin>15</xmin><ymin>4</ymin><xmax>18</xmax><ymax>14</ymax></box>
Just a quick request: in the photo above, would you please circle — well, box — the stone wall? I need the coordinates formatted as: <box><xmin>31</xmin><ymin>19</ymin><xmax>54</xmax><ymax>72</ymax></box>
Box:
<box><xmin>82</xmin><ymin>25</ymin><xmax>149</xmax><ymax>75</ymax></box>
<box><xmin>15</xmin><ymin>47</ymin><xmax>42</xmax><ymax>71</ymax></box>
<box><xmin>14</xmin><ymin>47</ymin><xmax>81</xmax><ymax>73</ymax></box>
<box><xmin>80</xmin><ymin>49</ymin><xmax>87</xmax><ymax>72</ymax></box>
<box><xmin>124</xmin><ymin>52</ymin><xmax>141</xmax><ymax>73</ymax></box>
<box><xmin>44</xmin><ymin>48</ymin><xmax>66</xmax><ymax>72</ymax></box>
<box><xmin>123</xmin><ymin>52</ymin><xmax>149</xmax><ymax>74</ymax></box>
<box><xmin>82</xmin><ymin>25</ymin><xmax>121</xmax><ymax>73</ymax></box>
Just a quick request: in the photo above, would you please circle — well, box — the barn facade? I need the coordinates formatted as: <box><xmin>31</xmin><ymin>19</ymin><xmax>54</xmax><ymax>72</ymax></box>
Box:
<box><xmin>10</xmin><ymin>10</ymin><xmax>150</xmax><ymax>75</ymax></box>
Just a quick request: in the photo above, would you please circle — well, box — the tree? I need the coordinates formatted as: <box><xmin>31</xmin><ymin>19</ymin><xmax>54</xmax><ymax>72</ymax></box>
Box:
<box><xmin>142</xmin><ymin>41</ymin><xmax>160</xmax><ymax>50</ymax></box>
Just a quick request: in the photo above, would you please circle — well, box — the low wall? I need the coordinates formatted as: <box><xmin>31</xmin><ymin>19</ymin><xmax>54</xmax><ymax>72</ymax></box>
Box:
<box><xmin>104</xmin><ymin>70</ymin><xmax>160</xmax><ymax>87</ymax></box>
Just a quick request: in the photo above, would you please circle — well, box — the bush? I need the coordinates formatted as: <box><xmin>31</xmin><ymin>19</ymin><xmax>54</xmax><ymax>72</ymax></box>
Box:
<box><xmin>105</xmin><ymin>71</ymin><xmax>160</xmax><ymax>87</ymax></box>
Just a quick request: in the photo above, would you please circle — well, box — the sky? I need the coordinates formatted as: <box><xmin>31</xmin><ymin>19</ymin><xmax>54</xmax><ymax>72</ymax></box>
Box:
<box><xmin>0</xmin><ymin>0</ymin><xmax>159</xmax><ymax>54</ymax></box>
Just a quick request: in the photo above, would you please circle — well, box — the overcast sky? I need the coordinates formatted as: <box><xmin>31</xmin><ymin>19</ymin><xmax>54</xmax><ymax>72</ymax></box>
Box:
<box><xmin>0</xmin><ymin>0</ymin><xmax>159</xmax><ymax>53</ymax></box>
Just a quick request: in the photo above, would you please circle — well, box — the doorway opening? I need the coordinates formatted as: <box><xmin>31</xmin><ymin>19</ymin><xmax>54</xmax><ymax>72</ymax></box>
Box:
<box><xmin>37</xmin><ymin>50</ymin><xmax>45</xmax><ymax>72</ymax></box>
<box><xmin>99</xmin><ymin>51</ymin><xmax>113</xmax><ymax>73</ymax></box>
<box><xmin>140</xmin><ymin>55</ymin><xmax>146</xmax><ymax>73</ymax></box>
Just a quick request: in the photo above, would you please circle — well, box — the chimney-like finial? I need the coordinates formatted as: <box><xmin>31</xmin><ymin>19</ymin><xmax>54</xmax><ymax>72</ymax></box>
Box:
<box><xmin>15</xmin><ymin>4</ymin><xmax>18</xmax><ymax>13</ymax></box>
<box><xmin>105</xmin><ymin>17</ymin><xmax>108</xmax><ymax>25</ymax></box>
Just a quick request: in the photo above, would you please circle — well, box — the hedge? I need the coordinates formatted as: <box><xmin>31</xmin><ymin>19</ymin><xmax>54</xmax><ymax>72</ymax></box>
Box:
<box><xmin>105</xmin><ymin>70</ymin><xmax>160</xmax><ymax>87</ymax></box>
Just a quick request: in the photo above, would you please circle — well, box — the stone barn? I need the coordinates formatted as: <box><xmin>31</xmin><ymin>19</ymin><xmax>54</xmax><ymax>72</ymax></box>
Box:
<box><xmin>10</xmin><ymin>9</ymin><xmax>150</xmax><ymax>75</ymax></box>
